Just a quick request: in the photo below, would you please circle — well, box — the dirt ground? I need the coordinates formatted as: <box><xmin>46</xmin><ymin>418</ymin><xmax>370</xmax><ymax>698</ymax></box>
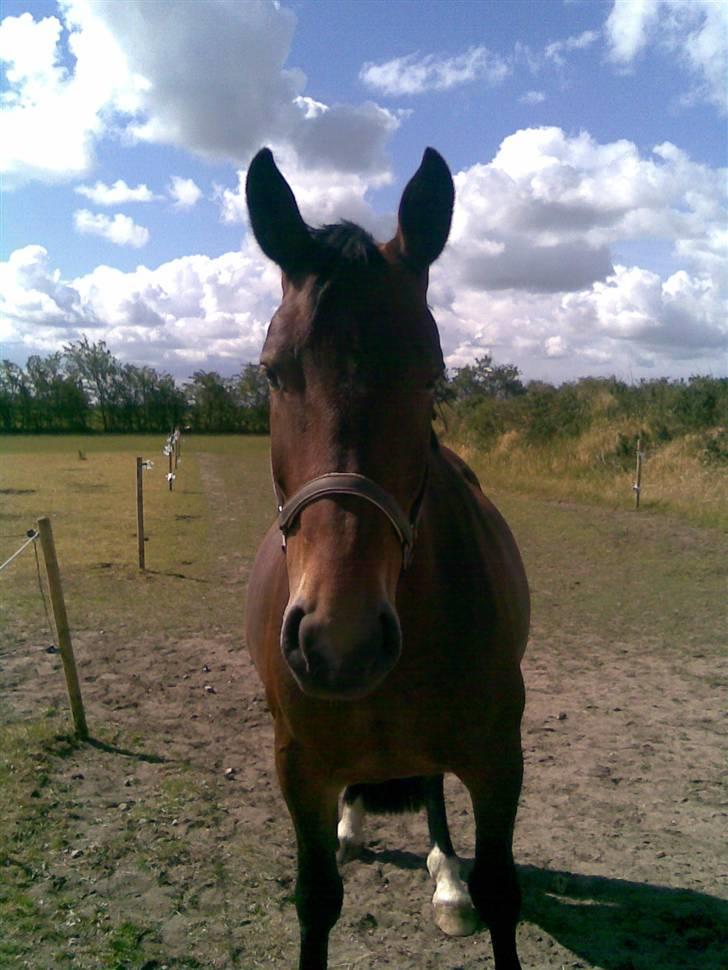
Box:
<box><xmin>5</xmin><ymin>621</ymin><xmax>726</xmax><ymax>970</ymax></box>
<box><xmin>2</xmin><ymin>451</ymin><xmax>726</xmax><ymax>969</ymax></box>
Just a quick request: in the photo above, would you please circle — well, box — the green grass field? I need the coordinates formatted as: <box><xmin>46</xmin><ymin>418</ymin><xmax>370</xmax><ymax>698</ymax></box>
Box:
<box><xmin>3</xmin><ymin>431</ymin><xmax>722</xmax><ymax>663</ymax></box>
<box><xmin>0</xmin><ymin>434</ymin><xmax>725</xmax><ymax>969</ymax></box>
<box><xmin>0</xmin><ymin>435</ymin><xmax>272</xmax><ymax>646</ymax></box>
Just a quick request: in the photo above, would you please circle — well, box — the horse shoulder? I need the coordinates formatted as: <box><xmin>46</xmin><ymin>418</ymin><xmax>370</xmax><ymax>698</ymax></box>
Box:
<box><xmin>429</xmin><ymin>444</ymin><xmax>530</xmax><ymax>655</ymax></box>
<box><xmin>435</xmin><ymin>445</ymin><xmax>519</xmax><ymax>551</ymax></box>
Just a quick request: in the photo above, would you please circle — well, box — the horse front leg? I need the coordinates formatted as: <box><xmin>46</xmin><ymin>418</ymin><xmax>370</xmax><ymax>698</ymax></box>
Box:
<box><xmin>459</xmin><ymin>733</ymin><xmax>524</xmax><ymax>970</ymax></box>
<box><xmin>337</xmin><ymin>786</ymin><xmax>366</xmax><ymax>863</ymax></box>
<box><xmin>424</xmin><ymin>774</ymin><xmax>478</xmax><ymax>937</ymax></box>
<box><xmin>276</xmin><ymin>742</ymin><xmax>343</xmax><ymax>970</ymax></box>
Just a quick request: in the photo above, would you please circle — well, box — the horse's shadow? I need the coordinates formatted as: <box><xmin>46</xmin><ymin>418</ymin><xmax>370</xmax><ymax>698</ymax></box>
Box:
<box><xmin>358</xmin><ymin>850</ymin><xmax>727</xmax><ymax>969</ymax></box>
<box><xmin>519</xmin><ymin>864</ymin><xmax>727</xmax><ymax>970</ymax></box>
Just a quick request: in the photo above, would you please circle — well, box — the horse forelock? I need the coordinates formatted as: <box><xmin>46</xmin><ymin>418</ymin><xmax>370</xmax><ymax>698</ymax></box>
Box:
<box><xmin>310</xmin><ymin>222</ymin><xmax>384</xmax><ymax>272</ymax></box>
<box><xmin>290</xmin><ymin>223</ymin><xmax>393</xmax><ymax>364</ymax></box>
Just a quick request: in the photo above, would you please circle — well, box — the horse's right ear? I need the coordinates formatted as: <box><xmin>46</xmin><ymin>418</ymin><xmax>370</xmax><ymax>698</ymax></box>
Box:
<box><xmin>389</xmin><ymin>147</ymin><xmax>454</xmax><ymax>273</ymax></box>
<box><xmin>246</xmin><ymin>148</ymin><xmax>316</xmax><ymax>275</ymax></box>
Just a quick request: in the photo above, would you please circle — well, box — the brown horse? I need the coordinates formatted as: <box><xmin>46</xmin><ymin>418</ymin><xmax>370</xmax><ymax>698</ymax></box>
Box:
<box><xmin>245</xmin><ymin>147</ymin><xmax>530</xmax><ymax>970</ymax></box>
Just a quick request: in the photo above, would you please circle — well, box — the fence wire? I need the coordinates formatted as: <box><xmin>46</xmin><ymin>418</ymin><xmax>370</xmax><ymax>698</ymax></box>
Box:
<box><xmin>0</xmin><ymin>530</ymin><xmax>38</xmax><ymax>573</ymax></box>
<box><xmin>1</xmin><ymin>528</ymin><xmax>56</xmax><ymax>648</ymax></box>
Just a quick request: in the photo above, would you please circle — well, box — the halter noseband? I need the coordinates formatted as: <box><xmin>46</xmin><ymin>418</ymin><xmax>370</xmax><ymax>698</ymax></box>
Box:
<box><xmin>275</xmin><ymin>470</ymin><xmax>427</xmax><ymax>570</ymax></box>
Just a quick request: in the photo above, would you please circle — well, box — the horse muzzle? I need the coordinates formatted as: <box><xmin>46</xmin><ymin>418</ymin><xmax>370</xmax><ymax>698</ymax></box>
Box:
<box><xmin>280</xmin><ymin>599</ymin><xmax>402</xmax><ymax>700</ymax></box>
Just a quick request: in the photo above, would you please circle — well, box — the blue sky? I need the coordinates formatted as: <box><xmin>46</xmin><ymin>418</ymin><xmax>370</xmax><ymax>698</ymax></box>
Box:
<box><xmin>1</xmin><ymin>0</ymin><xmax>726</xmax><ymax>382</ymax></box>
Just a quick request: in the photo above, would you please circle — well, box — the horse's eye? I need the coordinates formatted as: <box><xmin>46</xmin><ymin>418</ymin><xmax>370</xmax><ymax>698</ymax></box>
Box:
<box><xmin>264</xmin><ymin>366</ymin><xmax>280</xmax><ymax>390</ymax></box>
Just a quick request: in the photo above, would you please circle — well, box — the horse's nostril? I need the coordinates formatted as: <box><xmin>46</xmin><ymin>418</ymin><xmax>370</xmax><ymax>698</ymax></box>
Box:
<box><xmin>281</xmin><ymin>605</ymin><xmax>306</xmax><ymax>661</ymax></box>
<box><xmin>379</xmin><ymin>606</ymin><xmax>402</xmax><ymax>664</ymax></box>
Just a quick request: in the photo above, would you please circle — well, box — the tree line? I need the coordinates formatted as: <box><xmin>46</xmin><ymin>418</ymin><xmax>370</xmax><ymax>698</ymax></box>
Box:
<box><xmin>1</xmin><ymin>341</ymin><xmax>725</xmax><ymax>465</ymax></box>
<box><xmin>0</xmin><ymin>338</ymin><xmax>269</xmax><ymax>434</ymax></box>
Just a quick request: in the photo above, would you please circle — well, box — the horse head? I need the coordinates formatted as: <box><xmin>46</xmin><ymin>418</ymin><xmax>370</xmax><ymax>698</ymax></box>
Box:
<box><xmin>246</xmin><ymin>147</ymin><xmax>454</xmax><ymax>700</ymax></box>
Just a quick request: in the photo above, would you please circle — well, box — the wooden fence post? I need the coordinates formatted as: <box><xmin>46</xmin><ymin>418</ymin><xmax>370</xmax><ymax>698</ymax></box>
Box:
<box><xmin>36</xmin><ymin>516</ymin><xmax>89</xmax><ymax>740</ymax></box>
<box><xmin>634</xmin><ymin>434</ymin><xmax>643</xmax><ymax>510</ymax></box>
<box><xmin>136</xmin><ymin>457</ymin><xmax>145</xmax><ymax>569</ymax></box>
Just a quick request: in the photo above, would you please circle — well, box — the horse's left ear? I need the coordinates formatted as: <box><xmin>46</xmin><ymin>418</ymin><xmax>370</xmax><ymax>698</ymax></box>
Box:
<box><xmin>246</xmin><ymin>148</ymin><xmax>316</xmax><ymax>275</ymax></box>
<box><xmin>389</xmin><ymin>148</ymin><xmax>454</xmax><ymax>272</ymax></box>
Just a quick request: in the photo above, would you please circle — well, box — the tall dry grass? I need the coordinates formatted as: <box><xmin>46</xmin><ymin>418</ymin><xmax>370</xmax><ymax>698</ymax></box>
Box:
<box><xmin>445</xmin><ymin>420</ymin><xmax>727</xmax><ymax>531</ymax></box>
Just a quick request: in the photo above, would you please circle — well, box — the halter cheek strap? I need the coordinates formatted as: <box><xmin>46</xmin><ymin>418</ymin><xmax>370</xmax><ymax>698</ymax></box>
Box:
<box><xmin>275</xmin><ymin>470</ymin><xmax>427</xmax><ymax>570</ymax></box>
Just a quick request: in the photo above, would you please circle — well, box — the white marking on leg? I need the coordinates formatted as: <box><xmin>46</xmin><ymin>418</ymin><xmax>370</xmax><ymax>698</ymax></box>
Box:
<box><xmin>427</xmin><ymin>844</ymin><xmax>478</xmax><ymax>937</ymax></box>
<box><xmin>337</xmin><ymin>796</ymin><xmax>365</xmax><ymax>863</ymax></box>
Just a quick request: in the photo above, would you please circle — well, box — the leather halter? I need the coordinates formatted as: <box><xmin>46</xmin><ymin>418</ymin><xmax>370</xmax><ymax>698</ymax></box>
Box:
<box><xmin>275</xmin><ymin>470</ymin><xmax>427</xmax><ymax>570</ymax></box>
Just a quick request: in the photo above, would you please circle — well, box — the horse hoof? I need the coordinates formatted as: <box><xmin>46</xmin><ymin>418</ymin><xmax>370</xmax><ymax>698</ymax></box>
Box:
<box><xmin>337</xmin><ymin>837</ymin><xmax>363</xmax><ymax>865</ymax></box>
<box><xmin>433</xmin><ymin>900</ymin><xmax>479</xmax><ymax>937</ymax></box>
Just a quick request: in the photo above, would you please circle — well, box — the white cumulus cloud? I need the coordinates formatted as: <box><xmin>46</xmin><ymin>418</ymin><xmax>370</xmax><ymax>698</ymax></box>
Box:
<box><xmin>167</xmin><ymin>176</ymin><xmax>202</xmax><ymax>210</ymax></box>
<box><xmin>0</xmin><ymin>11</ymin><xmax>65</xmax><ymax>98</ymax></box>
<box><xmin>1</xmin><ymin>240</ymin><xmax>280</xmax><ymax>375</ymax></box>
<box><xmin>75</xmin><ymin>179</ymin><xmax>159</xmax><ymax>205</ymax></box>
<box><xmin>360</xmin><ymin>45</ymin><xmax>510</xmax><ymax>96</ymax></box>
<box><xmin>0</xmin><ymin>6</ymin><xmax>143</xmax><ymax>186</ymax></box>
<box><xmin>605</xmin><ymin>0</ymin><xmax>728</xmax><ymax>113</ymax></box>
<box><xmin>430</xmin><ymin>126</ymin><xmax>727</xmax><ymax>379</ymax></box>
<box><xmin>1</xmin><ymin>0</ymin><xmax>399</xmax><ymax>187</ymax></box>
<box><xmin>606</xmin><ymin>0</ymin><xmax>661</xmax><ymax>62</ymax></box>
<box><xmin>0</xmin><ymin>245</ymin><xmax>99</xmax><ymax>345</ymax></box>
<box><xmin>85</xmin><ymin>0</ymin><xmax>398</xmax><ymax>176</ymax></box>
<box><xmin>73</xmin><ymin>209</ymin><xmax>150</xmax><ymax>247</ymax></box>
